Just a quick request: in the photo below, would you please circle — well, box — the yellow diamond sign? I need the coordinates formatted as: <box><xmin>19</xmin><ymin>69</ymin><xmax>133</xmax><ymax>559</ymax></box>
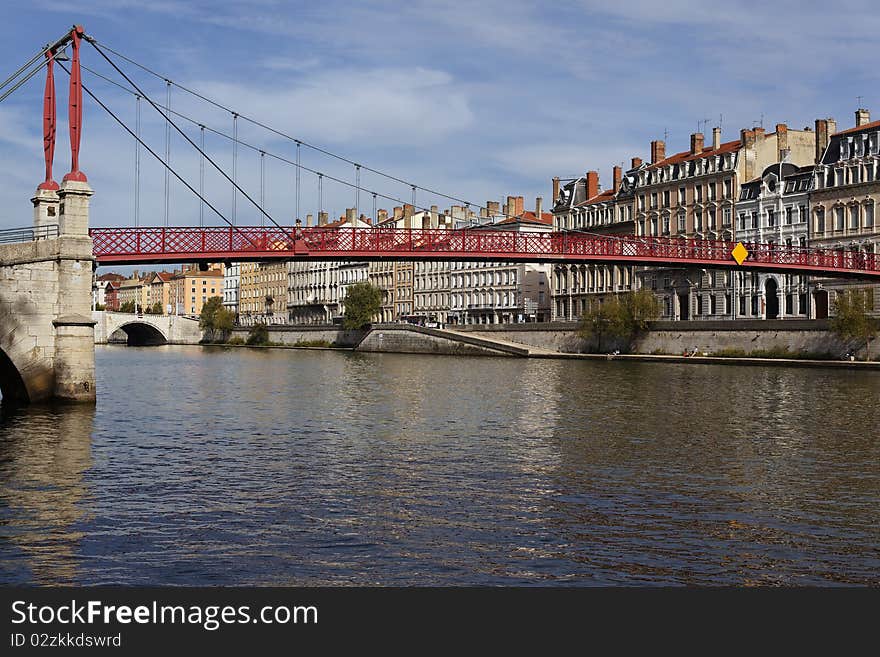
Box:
<box><xmin>731</xmin><ymin>242</ymin><xmax>749</xmax><ymax>266</ymax></box>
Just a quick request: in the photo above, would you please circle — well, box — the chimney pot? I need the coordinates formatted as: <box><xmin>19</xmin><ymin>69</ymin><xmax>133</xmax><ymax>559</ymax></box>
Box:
<box><xmin>856</xmin><ymin>108</ymin><xmax>871</xmax><ymax>127</ymax></box>
<box><xmin>690</xmin><ymin>132</ymin><xmax>704</xmax><ymax>155</ymax></box>
<box><xmin>535</xmin><ymin>196</ymin><xmax>542</xmax><ymax>219</ymax></box>
<box><xmin>552</xmin><ymin>176</ymin><xmax>560</xmax><ymax>202</ymax></box>
<box><xmin>712</xmin><ymin>127</ymin><xmax>721</xmax><ymax>150</ymax></box>
<box><xmin>306</xmin><ymin>213</ymin><xmax>313</xmax><ymax>226</ymax></box>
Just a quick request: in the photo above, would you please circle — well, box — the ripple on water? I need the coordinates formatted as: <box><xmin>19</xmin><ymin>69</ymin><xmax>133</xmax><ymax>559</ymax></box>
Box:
<box><xmin>0</xmin><ymin>346</ymin><xmax>878</xmax><ymax>585</ymax></box>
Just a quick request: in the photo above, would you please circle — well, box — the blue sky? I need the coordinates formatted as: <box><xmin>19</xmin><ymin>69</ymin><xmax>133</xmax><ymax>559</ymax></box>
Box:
<box><xmin>1</xmin><ymin>0</ymin><xmax>879</xmax><ymax>233</ymax></box>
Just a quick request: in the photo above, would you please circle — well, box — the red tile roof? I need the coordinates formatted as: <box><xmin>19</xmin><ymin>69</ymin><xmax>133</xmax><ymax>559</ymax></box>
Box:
<box><xmin>646</xmin><ymin>139</ymin><xmax>741</xmax><ymax>169</ymax></box>
<box><xmin>497</xmin><ymin>211</ymin><xmax>553</xmax><ymax>225</ymax></box>
<box><xmin>834</xmin><ymin>119</ymin><xmax>880</xmax><ymax>136</ymax></box>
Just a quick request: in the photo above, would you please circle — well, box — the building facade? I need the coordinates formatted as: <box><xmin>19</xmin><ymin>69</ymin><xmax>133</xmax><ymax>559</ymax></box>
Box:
<box><xmin>170</xmin><ymin>266</ymin><xmax>224</xmax><ymax>316</ymax></box>
<box><xmin>735</xmin><ymin>163</ymin><xmax>813</xmax><ymax>319</ymax></box>
<box><xmin>239</xmin><ymin>261</ymin><xmax>288</xmax><ymax>325</ymax></box>
<box><xmin>551</xmin><ymin>165</ymin><xmax>637</xmax><ymax>321</ymax></box>
<box><xmin>634</xmin><ymin>124</ymin><xmax>819</xmax><ymax>320</ymax></box>
<box><xmin>810</xmin><ymin>110</ymin><xmax>880</xmax><ymax>317</ymax></box>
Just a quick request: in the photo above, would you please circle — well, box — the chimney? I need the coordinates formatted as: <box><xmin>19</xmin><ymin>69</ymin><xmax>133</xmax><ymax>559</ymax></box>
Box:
<box><xmin>586</xmin><ymin>170</ymin><xmax>599</xmax><ymax>199</ymax></box>
<box><xmin>712</xmin><ymin>127</ymin><xmax>721</xmax><ymax>150</ymax></box>
<box><xmin>487</xmin><ymin>200</ymin><xmax>500</xmax><ymax>216</ymax></box>
<box><xmin>535</xmin><ymin>196</ymin><xmax>542</xmax><ymax>219</ymax></box>
<box><xmin>502</xmin><ymin>204</ymin><xmax>508</xmax><ymax>216</ymax></box>
<box><xmin>345</xmin><ymin>207</ymin><xmax>356</xmax><ymax>224</ymax></box>
<box><xmin>359</xmin><ymin>213</ymin><xmax>370</xmax><ymax>225</ymax></box>
<box><xmin>393</xmin><ymin>206</ymin><xmax>403</xmax><ymax>221</ymax></box>
<box><xmin>318</xmin><ymin>211</ymin><xmax>328</xmax><ymax>226</ymax></box>
<box><xmin>612</xmin><ymin>165</ymin><xmax>622</xmax><ymax>193</ymax></box>
<box><xmin>631</xmin><ymin>156</ymin><xmax>642</xmax><ymax>169</ymax></box>
<box><xmin>506</xmin><ymin>196</ymin><xmax>520</xmax><ymax>217</ymax></box>
<box><xmin>378</xmin><ymin>208</ymin><xmax>388</xmax><ymax>223</ymax></box>
<box><xmin>430</xmin><ymin>205</ymin><xmax>439</xmax><ymax>228</ymax></box>
<box><xmin>775</xmin><ymin>123</ymin><xmax>788</xmax><ymax>160</ymax></box>
<box><xmin>856</xmin><ymin>108</ymin><xmax>871</xmax><ymax>127</ymax></box>
<box><xmin>552</xmin><ymin>176</ymin><xmax>560</xmax><ymax>202</ymax></box>
<box><xmin>514</xmin><ymin>196</ymin><xmax>524</xmax><ymax>217</ymax></box>
<box><xmin>403</xmin><ymin>203</ymin><xmax>414</xmax><ymax>229</ymax></box>
<box><xmin>306</xmin><ymin>213</ymin><xmax>313</xmax><ymax>226</ymax></box>
<box><xmin>650</xmin><ymin>139</ymin><xmax>666</xmax><ymax>164</ymax></box>
<box><xmin>480</xmin><ymin>206</ymin><xmax>488</xmax><ymax>218</ymax></box>
<box><xmin>690</xmin><ymin>132</ymin><xmax>704</xmax><ymax>155</ymax></box>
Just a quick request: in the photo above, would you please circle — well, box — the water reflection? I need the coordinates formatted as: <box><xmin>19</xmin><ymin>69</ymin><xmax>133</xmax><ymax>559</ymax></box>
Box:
<box><xmin>0</xmin><ymin>346</ymin><xmax>878</xmax><ymax>585</ymax></box>
<box><xmin>0</xmin><ymin>403</ymin><xmax>94</xmax><ymax>584</ymax></box>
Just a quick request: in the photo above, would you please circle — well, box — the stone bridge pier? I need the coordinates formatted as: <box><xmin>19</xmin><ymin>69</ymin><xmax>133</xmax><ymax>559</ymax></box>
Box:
<box><xmin>0</xmin><ymin>180</ymin><xmax>96</xmax><ymax>404</ymax></box>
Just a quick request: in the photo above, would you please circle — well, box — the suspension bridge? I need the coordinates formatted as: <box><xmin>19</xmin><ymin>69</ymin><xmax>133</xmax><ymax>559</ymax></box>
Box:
<box><xmin>0</xmin><ymin>24</ymin><xmax>878</xmax><ymax>404</ymax></box>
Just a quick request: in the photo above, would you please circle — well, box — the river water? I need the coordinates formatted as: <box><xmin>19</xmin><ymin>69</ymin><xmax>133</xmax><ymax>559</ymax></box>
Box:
<box><xmin>1</xmin><ymin>346</ymin><xmax>878</xmax><ymax>585</ymax></box>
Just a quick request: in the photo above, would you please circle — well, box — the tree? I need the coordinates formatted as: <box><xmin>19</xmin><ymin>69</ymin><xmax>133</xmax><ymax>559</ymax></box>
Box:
<box><xmin>577</xmin><ymin>289</ymin><xmax>661</xmax><ymax>353</ymax></box>
<box><xmin>830</xmin><ymin>288</ymin><xmax>877</xmax><ymax>359</ymax></box>
<box><xmin>342</xmin><ymin>282</ymin><xmax>382</xmax><ymax>330</ymax></box>
<box><xmin>149</xmin><ymin>302</ymin><xmax>163</xmax><ymax>315</ymax></box>
<box><xmin>246</xmin><ymin>323</ymin><xmax>269</xmax><ymax>345</ymax></box>
<box><xmin>119</xmin><ymin>300</ymin><xmax>136</xmax><ymax>313</ymax></box>
<box><xmin>199</xmin><ymin>296</ymin><xmax>235</xmax><ymax>342</ymax></box>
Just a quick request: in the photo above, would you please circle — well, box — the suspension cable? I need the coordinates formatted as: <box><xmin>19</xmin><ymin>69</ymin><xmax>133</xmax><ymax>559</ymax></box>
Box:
<box><xmin>87</xmin><ymin>37</ymin><xmax>522</xmax><ymax>220</ymax></box>
<box><xmin>163</xmin><ymin>80</ymin><xmax>171</xmax><ymax>227</ymax></box>
<box><xmin>199</xmin><ymin>124</ymin><xmax>205</xmax><ymax>227</ymax></box>
<box><xmin>295</xmin><ymin>141</ymin><xmax>301</xmax><ymax>222</ymax></box>
<box><xmin>76</xmin><ymin>59</ymin><xmax>487</xmax><ymax>221</ymax></box>
<box><xmin>134</xmin><ymin>94</ymin><xmax>140</xmax><ymax>227</ymax></box>
<box><xmin>86</xmin><ymin>39</ymin><xmax>292</xmax><ymax>239</ymax></box>
<box><xmin>57</xmin><ymin>61</ymin><xmax>263</xmax><ymax>250</ymax></box>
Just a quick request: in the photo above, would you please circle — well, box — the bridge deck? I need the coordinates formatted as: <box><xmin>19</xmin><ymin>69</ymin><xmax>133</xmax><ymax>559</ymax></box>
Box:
<box><xmin>90</xmin><ymin>226</ymin><xmax>880</xmax><ymax>279</ymax></box>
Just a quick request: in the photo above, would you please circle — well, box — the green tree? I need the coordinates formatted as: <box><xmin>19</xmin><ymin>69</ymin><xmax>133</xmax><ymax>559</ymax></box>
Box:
<box><xmin>577</xmin><ymin>289</ymin><xmax>661</xmax><ymax>353</ymax></box>
<box><xmin>246</xmin><ymin>323</ymin><xmax>270</xmax><ymax>346</ymax></box>
<box><xmin>342</xmin><ymin>282</ymin><xmax>382</xmax><ymax>330</ymax></box>
<box><xmin>830</xmin><ymin>288</ymin><xmax>877</xmax><ymax>359</ymax></box>
<box><xmin>119</xmin><ymin>300</ymin><xmax>136</xmax><ymax>313</ymax></box>
<box><xmin>199</xmin><ymin>296</ymin><xmax>235</xmax><ymax>342</ymax></box>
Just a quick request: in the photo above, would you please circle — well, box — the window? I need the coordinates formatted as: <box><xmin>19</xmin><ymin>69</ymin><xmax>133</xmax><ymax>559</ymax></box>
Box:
<box><xmin>651</xmin><ymin>192</ymin><xmax>658</xmax><ymax>209</ymax></box>
<box><xmin>695</xmin><ymin>186</ymin><xmax>703</xmax><ymax>202</ymax></box>
<box><xmin>723</xmin><ymin>208</ymin><xmax>731</xmax><ymax>226</ymax></box>
<box><xmin>866</xmin><ymin>202</ymin><xmax>875</xmax><ymax>227</ymax></box>
<box><xmin>835</xmin><ymin>206</ymin><xmax>845</xmax><ymax>230</ymax></box>
<box><xmin>707</xmin><ymin>183</ymin><xmax>716</xmax><ymax>201</ymax></box>
<box><xmin>767</xmin><ymin>209</ymin><xmax>775</xmax><ymax>227</ymax></box>
<box><xmin>678</xmin><ymin>212</ymin><xmax>686</xmax><ymax>232</ymax></box>
<box><xmin>816</xmin><ymin>207</ymin><xmax>825</xmax><ymax>232</ymax></box>
<box><xmin>786</xmin><ymin>207</ymin><xmax>793</xmax><ymax>225</ymax></box>
<box><xmin>696</xmin><ymin>295</ymin><xmax>703</xmax><ymax>315</ymax></box>
<box><xmin>724</xmin><ymin>179</ymin><xmax>732</xmax><ymax>198</ymax></box>
<box><xmin>850</xmin><ymin>205</ymin><xmax>859</xmax><ymax>229</ymax></box>
<box><xmin>710</xmin><ymin>295</ymin><xmax>717</xmax><ymax>315</ymax></box>
<box><xmin>663</xmin><ymin>190</ymin><xmax>670</xmax><ymax>207</ymax></box>
<box><xmin>663</xmin><ymin>216</ymin><xmax>670</xmax><ymax>234</ymax></box>
<box><xmin>751</xmin><ymin>212</ymin><xmax>758</xmax><ymax>229</ymax></box>
<box><xmin>739</xmin><ymin>213</ymin><xmax>747</xmax><ymax>230</ymax></box>
<box><xmin>678</xmin><ymin>187</ymin><xmax>686</xmax><ymax>204</ymax></box>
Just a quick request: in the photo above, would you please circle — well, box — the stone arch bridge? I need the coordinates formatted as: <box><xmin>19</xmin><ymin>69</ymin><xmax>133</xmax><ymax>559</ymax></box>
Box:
<box><xmin>93</xmin><ymin>311</ymin><xmax>202</xmax><ymax>346</ymax></box>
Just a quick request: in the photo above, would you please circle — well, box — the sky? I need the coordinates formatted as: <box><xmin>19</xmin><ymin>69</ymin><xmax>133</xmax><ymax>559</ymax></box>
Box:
<box><xmin>1</xmin><ymin>0</ymin><xmax>879</xmax><ymax>239</ymax></box>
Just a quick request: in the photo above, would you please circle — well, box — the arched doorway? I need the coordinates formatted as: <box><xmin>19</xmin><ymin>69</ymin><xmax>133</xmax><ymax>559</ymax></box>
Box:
<box><xmin>813</xmin><ymin>289</ymin><xmax>829</xmax><ymax>320</ymax></box>
<box><xmin>110</xmin><ymin>323</ymin><xmax>168</xmax><ymax>346</ymax></box>
<box><xmin>765</xmin><ymin>278</ymin><xmax>779</xmax><ymax>319</ymax></box>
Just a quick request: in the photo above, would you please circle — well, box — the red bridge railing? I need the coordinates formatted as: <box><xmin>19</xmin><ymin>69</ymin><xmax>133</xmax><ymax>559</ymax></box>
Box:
<box><xmin>88</xmin><ymin>226</ymin><xmax>880</xmax><ymax>279</ymax></box>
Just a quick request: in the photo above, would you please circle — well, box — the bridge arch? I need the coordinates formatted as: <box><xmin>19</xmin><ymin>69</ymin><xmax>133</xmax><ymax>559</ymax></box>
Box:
<box><xmin>0</xmin><ymin>346</ymin><xmax>30</xmax><ymax>404</ymax></box>
<box><xmin>109</xmin><ymin>321</ymin><xmax>169</xmax><ymax>346</ymax></box>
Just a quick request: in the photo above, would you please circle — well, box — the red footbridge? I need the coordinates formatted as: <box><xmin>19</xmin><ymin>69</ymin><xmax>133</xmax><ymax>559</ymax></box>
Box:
<box><xmin>90</xmin><ymin>225</ymin><xmax>880</xmax><ymax>279</ymax></box>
